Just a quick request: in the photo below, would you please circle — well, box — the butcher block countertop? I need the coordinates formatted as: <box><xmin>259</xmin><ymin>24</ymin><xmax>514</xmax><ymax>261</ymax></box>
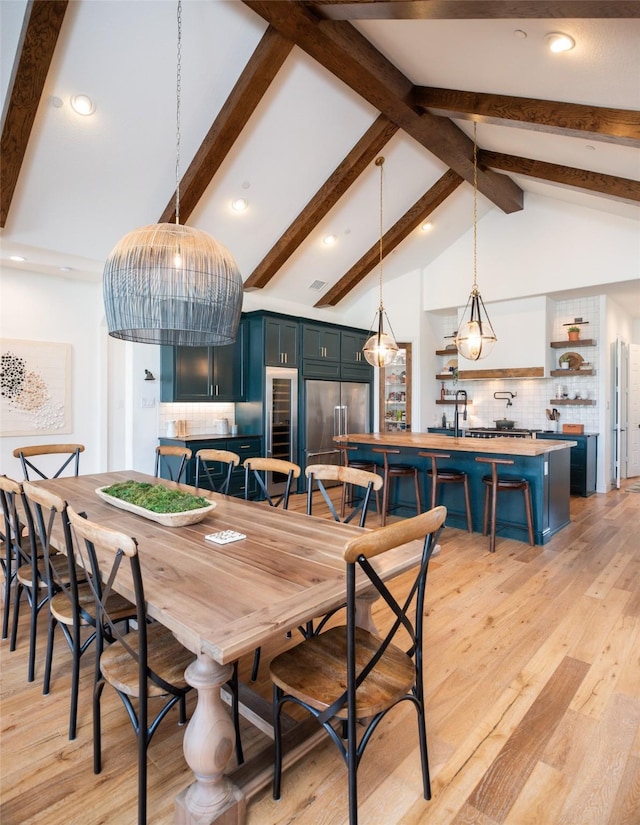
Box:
<box><xmin>334</xmin><ymin>432</ymin><xmax>576</xmax><ymax>456</ymax></box>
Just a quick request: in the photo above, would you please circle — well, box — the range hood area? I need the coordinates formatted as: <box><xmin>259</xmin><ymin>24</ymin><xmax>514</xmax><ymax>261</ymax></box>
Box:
<box><xmin>456</xmin><ymin>296</ymin><xmax>554</xmax><ymax>380</ymax></box>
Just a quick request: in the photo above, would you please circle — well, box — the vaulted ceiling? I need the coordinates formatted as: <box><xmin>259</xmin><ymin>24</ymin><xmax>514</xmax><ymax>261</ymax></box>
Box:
<box><xmin>1</xmin><ymin>0</ymin><xmax>639</xmax><ymax>315</ymax></box>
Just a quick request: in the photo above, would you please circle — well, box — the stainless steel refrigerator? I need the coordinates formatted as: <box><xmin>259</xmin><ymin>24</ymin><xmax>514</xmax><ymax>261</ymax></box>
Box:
<box><xmin>303</xmin><ymin>380</ymin><xmax>370</xmax><ymax>474</ymax></box>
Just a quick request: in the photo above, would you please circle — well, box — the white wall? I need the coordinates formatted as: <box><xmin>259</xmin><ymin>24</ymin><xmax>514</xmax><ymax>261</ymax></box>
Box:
<box><xmin>0</xmin><ymin>268</ymin><xmax>103</xmax><ymax>477</ymax></box>
<box><xmin>423</xmin><ymin>193</ymin><xmax>639</xmax><ymax>312</ymax></box>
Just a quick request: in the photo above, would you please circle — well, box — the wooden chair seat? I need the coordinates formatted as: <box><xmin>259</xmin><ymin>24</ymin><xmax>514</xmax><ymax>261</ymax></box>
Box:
<box><xmin>100</xmin><ymin>621</ymin><xmax>194</xmax><ymax>698</ymax></box>
<box><xmin>271</xmin><ymin>625</ymin><xmax>415</xmax><ymax>719</ymax></box>
<box><xmin>16</xmin><ymin>553</ymin><xmax>76</xmax><ymax>589</ymax></box>
<box><xmin>49</xmin><ymin>584</ymin><xmax>134</xmax><ymax>627</ymax></box>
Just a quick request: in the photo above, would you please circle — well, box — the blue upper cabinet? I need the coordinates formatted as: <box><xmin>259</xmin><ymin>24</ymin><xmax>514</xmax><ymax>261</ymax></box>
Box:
<box><xmin>160</xmin><ymin>319</ymin><xmax>246</xmax><ymax>402</ymax></box>
<box><xmin>264</xmin><ymin>316</ymin><xmax>298</xmax><ymax>367</ymax></box>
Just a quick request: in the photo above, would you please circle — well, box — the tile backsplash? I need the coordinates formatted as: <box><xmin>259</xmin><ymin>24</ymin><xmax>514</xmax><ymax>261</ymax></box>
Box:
<box><xmin>158</xmin><ymin>402</ymin><xmax>235</xmax><ymax>437</ymax></box>
<box><xmin>435</xmin><ymin>296</ymin><xmax>599</xmax><ymax>433</ymax></box>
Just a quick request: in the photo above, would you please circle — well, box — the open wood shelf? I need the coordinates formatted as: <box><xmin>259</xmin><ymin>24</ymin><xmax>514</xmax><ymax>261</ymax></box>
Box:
<box><xmin>435</xmin><ymin>348</ymin><xmax>458</xmax><ymax>356</ymax></box>
<box><xmin>550</xmin><ymin>369</ymin><xmax>594</xmax><ymax>376</ymax></box>
<box><xmin>549</xmin><ymin>398</ymin><xmax>596</xmax><ymax>406</ymax></box>
<box><xmin>550</xmin><ymin>340</ymin><xmax>596</xmax><ymax>348</ymax></box>
<box><xmin>436</xmin><ymin>399</ymin><xmax>474</xmax><ymax>405</ymax></box>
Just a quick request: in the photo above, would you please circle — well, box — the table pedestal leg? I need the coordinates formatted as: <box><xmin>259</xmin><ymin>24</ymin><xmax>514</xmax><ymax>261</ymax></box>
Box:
<box><xmin>175</xmin><ymin>653</ymin><xmax>246</xmax><ymax>825</ymax></box>
<box><xmin>355</xmin><ymin>589</ymin><xmax>378</xmax><ymax>634</ymax></box>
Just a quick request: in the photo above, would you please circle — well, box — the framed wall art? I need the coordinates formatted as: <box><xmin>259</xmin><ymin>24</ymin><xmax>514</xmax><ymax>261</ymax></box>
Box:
<box><xmin>0</xmin><ymin>339</ymin><xmax>72</xmax><ymax>436</ymax></box>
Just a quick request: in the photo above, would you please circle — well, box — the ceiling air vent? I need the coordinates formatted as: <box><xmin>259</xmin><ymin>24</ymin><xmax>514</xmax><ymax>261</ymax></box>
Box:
<box><xmin>309</xmin><ymin>280</ymin><xmax>327</xmax><ymax>291</ymax></box>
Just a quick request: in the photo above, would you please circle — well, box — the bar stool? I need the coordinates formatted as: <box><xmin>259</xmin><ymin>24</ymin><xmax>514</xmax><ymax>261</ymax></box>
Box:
<box><xmin>418</xmin><ymin>451</ymin><xmax>472</xmax><ymax>532</ymax></box>
<box><xmin>475</xmin><ymin>457</ymin><xmax>534</xmax><ymax>553</ymax></box>
<box><xmin>336</xmin><ymin>443</ymin><xmax>381</xmax><ymax>524</ymax></box>
<box><xmin>372</xmin><ymin>447</ymin><xmax>421</xmax><ymax>527</ymax></box>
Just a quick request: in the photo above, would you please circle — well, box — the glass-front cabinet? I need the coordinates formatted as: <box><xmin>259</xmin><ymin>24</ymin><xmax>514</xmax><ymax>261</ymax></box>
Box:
<box><xmin>379</xmin><ymin>343</ymin><xmax>412</xmax><ymax>432</ymax></box>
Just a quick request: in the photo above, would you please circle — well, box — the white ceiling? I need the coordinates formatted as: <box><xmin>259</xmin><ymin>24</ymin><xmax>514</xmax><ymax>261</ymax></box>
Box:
<box><xmin>1</xmin><ymin>1</ymin><xmax>639</xmax><ymax>316</ymax></box>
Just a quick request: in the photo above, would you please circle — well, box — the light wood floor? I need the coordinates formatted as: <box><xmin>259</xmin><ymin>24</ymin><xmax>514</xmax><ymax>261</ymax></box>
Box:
<box><xmin>1</xmin><ymin>482</ymin><xmax>639</xmax><ymax>824</ymax></box>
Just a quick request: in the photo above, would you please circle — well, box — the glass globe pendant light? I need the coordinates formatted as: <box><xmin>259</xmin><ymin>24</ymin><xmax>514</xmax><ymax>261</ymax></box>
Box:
<box><xmin>103</xmin><ymin>1</ymin><xmax>243</xmax><ymax>346</ymax></box>
<box><xmin>454</xmin><ymin>122</ymin><xmax>497</xmax><ymax>361</ymax></box>
<box><xmin>362</xmin><ymin>157</ymin><xmax>399</xmax><ymax>368</ymax></box>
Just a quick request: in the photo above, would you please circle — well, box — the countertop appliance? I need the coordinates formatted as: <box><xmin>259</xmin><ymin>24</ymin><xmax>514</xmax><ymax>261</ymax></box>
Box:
<box><xmin>304</xmin><ymin>380</ymin><xmax>370</xmax><ymax>474</ymax></box>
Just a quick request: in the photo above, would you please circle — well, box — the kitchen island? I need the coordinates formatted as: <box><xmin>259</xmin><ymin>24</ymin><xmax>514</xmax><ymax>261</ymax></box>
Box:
<box><xmin>335</xmin><ymin>432</ymin><xmax>575</xmax><ymax>545</ymax></box>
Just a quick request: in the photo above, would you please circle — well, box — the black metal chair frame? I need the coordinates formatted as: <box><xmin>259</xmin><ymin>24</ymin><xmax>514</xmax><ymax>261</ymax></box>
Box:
<box><xmin>0</xmin><ymin>476</ymin><xmax>23</xmax><ymax>641</ymax></box>
<box><xmin>271</xmin><ymin>507</ymin><xmax>446</xmax><ymax>825</ymax></box>
<box><xmin>67</xmin><ymin>508</ymin><xmax>243</xmax><ymax>824</ymax></box>
<box><xmin>14</xmin><ymin>444</ymin><xmax>84</xmax><ymax>481</ymax></box>
<box><xmin>194</xmin><ymin>449</ymin><xmax>239</xmax><ymax>495</ymax></box>
<box><xmin>302</xmin><ymin>465</ymin><xmax>383</xmax><ymax>638</ymax></box>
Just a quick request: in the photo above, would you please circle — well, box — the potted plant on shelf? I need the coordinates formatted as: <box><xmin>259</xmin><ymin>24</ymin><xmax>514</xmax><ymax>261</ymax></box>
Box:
<box><xmin>559</xmin><ymin>353</ymin><xmax>572</xmax><ymax>370</ymax></box>
<box><xmin>567</xmin><ymin>325</ymin><xmax>580</xmax><ymax>341</ymax></box>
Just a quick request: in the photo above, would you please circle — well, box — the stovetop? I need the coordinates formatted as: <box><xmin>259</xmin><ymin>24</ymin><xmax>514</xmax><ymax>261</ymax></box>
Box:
<box><xmin>467</xmin><ymin>428</ymin><xmax>540</xmax><ymax>439</ymax></box>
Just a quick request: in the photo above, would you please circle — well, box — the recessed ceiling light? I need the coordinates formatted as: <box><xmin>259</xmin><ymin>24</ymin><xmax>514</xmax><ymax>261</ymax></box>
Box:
<box><xmin>514</xmin><ymin>29</ymin><xmax>527</xmax><ymax>40</ymax></box>
<box><xmin>51</xmin><ymin>96</ymin><xmax>63</xmax><ymax>108</ymax></box>
<box><xmin>421</xmin><ymin>222</ymin><xmax>433</xmax><ymax>232</ymax></box>
<box><xmin>322</xmin><ymin>234</ymin><xmax>337</xmax><ymax>247</ymax></box>
<box><xmin>59</xmin><ymin>266</ymin><xmax>73</xmax><ymax>272</ymax></box>
<box><xmin>231</xmin><ymin>198</ymin><xmax>248</xmax><ymax>212</ymax></box>
<box><xmin>546</xmin><ymin>32</ymin><xmax>575</xmax><ymax>53</ymax></box>
<box><xmin>9</xmin><ymin>255</ymin><xmax>26</xmax><ymax>262</ymax></box>
<box><xmin>70</xmin><ymin>94</ymin><xmax>95</xmax><ymax>115</ymax></box>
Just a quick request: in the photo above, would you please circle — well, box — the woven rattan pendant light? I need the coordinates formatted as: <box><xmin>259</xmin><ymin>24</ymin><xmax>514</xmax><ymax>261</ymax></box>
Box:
<box><xmin>362</xmin><ymin>157</ymin><xmax>399</xmax><ymax>368</ymax></box>
<box><xmin>103</xmin><ymin>1</ymin><xmax>242</xmax><ymax>346</ymax></box>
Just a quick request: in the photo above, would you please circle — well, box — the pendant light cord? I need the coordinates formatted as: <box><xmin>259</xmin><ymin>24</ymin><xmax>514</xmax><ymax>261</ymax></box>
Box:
<box><xmin>376</xmin><ymin>156</ymin><xmax>385</xmax><ymax>311</ymax></box>
<box><xmin>175</xmin><ymin>0</ymin><xmax>182</xmax><ymax>226</ymax></box>
<box><xmin>472</xmin><ymin>121</ymin><xmax>478</xmax><ymax>291</ymax></box>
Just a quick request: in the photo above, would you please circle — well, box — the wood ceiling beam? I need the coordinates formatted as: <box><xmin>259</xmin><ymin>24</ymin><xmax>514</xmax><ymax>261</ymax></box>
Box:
<box><xmin>309</xmin><ymin>1</ymin><xmax>640</xmax><ymax>20</ymax></box>
<box><xmin>480</xmin><ymin>150</ymin><xmax>640</xmax><ymax>203</ymax></box>
<box><xmin>315</xmin><ymin>168</ymin><xmax>463</xmax><ymax>307</ymax></box>
<box><xmin>244</xmin><ymin>1</ymin><xmax>523</xmax><ymax>214</ymax></box>
<box><xmin>0</xmin><ymin>0</ymin><xmax>68</xmax><ymax>228</ymax></box>
<box><xmin>416</xmin><ymin>87</ymin><xmax>640</xmax><ymax>147</ymax></box>
<box><xmin>159</xmin><ymin>26</ymin><xmax>293</xmax><ymax>224</ymax></box>
<box><xmin>244</xmin><ymin>114</ymin><xmax>398</xmax><ymax>290</ymax></box>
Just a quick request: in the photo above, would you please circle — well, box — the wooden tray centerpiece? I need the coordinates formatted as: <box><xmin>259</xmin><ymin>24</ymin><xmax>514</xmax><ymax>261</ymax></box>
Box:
<box><xmin>96</xmin><ymin>480</ymin><xmax>216</xmax><ymax>527</ymax></box>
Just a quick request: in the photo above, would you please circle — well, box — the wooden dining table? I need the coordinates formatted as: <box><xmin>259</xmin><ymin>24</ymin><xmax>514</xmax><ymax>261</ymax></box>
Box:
<box><xmin>35</xmin><ymin>470</ymin><xmax>427</xmax><ymax>825</ymax></box>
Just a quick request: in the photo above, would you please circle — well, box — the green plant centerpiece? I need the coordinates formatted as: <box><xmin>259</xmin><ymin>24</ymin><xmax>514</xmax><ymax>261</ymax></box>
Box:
<box><xmin>101</xmin><ymin>481</ymin><xmax>210</xmax><ymax>513</ymax></box>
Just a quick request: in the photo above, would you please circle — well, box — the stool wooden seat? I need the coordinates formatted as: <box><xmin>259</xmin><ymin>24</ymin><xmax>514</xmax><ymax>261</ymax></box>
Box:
<box><xmin>475</xmin><ymin>457</ymin><xmax>534</xmax><ymax>553</ymax></box>
<box><xmin>336</xmin><ymin>443</ymin><xmax>381</xmax><ymax>523</ymax></box>
<box><xmin>372</xmin><ymin>447</ymin><xmax>421</xmax><ymax>527</ymax></box>
<box><xmin>418</xmin><ymin>451</ymin><xmax>472</xmax><ymax>532</ymax></box>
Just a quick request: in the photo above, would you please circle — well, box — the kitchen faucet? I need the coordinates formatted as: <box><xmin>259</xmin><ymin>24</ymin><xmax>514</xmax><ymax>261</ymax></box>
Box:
<box><xmin>454</xmin><ymin>389</ymin><xmax>468</xmax><ymax>437</ymax></box>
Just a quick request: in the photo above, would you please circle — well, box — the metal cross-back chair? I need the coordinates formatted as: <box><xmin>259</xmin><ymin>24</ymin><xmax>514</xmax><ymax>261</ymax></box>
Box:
<box><xmin>154</xmin><ymin>445</ymin><xmax>192</xmax><ymax>483</ymax></box>
<box><xmin>242</xmin><ymin>457</ymin><xmax>301</xmax><ymax>681</ymax></box>
<box><xmin>0</xmin><ymin>475</ymin><xmax>25</xmax><ymax>641</ymax></box>
<box><xmin>21</xmin><ymin>481</ymin><xmax>135</xmax><ymax>740</ymax></box>
<box><xmin>13</xmin><ymin>443</ymin><xmax>85</xmax><ymax>481</ymax></box>
<box><xmin>194</xmin><ymin>448</ymin><xmax>240</xmax><ymax>494</ymax></box>
<box><xmin>305</xmin><ymin>464</ymin><xmax>382</xmax><ymax>528</ymax></box>
<box><xmin>270</xmin><ymin>505</ymin><xmax>447</xmax><ymax>825</ymax></box>
<box><xmin>4</xmin><ymin>476</ymin><xmax>77</xmax><ymax>685</ymax></box>
<box><xmin>66</xmin><ymin>507</ymin><xmax>244</xmax><ymax>825</ymax></box>
<box><xmin>243</xmin><ymin>457</ymin><xmax>300</xmax><ymax>509</ymax></box>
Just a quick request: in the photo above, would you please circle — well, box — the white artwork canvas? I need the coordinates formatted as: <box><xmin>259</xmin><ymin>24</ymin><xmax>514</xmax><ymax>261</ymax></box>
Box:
<box><xmin>0</xmin><ymin>339</ymin><xmax>72</xmax><ymax>436</ymax></box>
